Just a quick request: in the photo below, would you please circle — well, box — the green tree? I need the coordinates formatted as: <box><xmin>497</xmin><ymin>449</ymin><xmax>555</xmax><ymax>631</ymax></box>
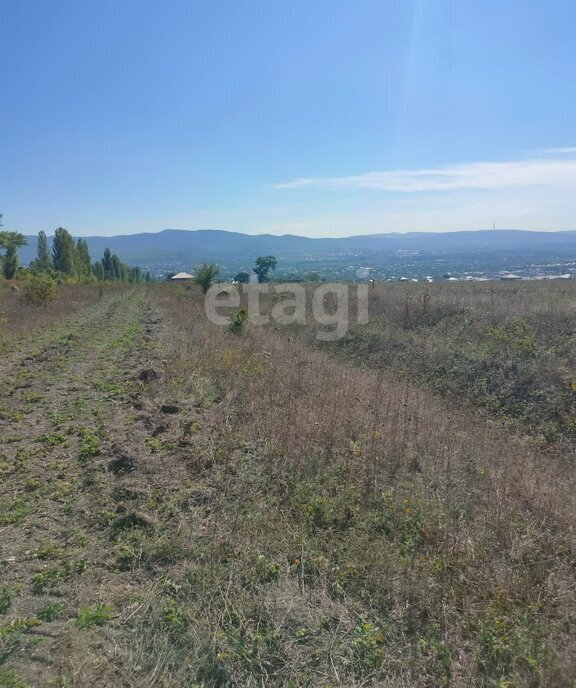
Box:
<box><xmin>111</xmin><ymin>254</ymin><xmax>124</xmax><ymax>281</ymax></box>
<box><xmin>0</xmin><ymin>229</ymin><xmax>28</xmax><ymax>280</ymax></box>
<box><xmin>194</xmin><ymin>263</ymin><xmax>219</xmax><ymax>293</ymax></box>
<box><xmin>75</xmin><ymin>239</ymin><xmax>92</xmax><ymax>278</ymax></box>
<box><xmin>52</xmin><ymin>228</ymin><xmax>76</xmax><ymax>277</ymax></box>
<box><xmin>234</xmin><ymin>271</ymin><xmax>251</xmax><ymax>283</ymax></box>
<box><xmin>93</xmin><ymin>261</ymin><xmax>105</xmax><ymax>281</ymax></box>
<box><xmin>93</xmin><ymin>249</ymin><xmax>138</xmax><ymax>283</ymax></box>
<box><xmin>129</xmin><ymin>267</ymin><xmax>142</xmax><ymax>283</ymax></box>
<box><xmin>102</xmin><ymin>248</ymin><xmax>114</xmax><ymax>279</ymax></box>
<box><xmin>30</xmin><ymin>231</ymin><xmax>53</xmax><ymax>273</ymax></box>
<box><xmin>2</xmin><ymin>246</ymin><xmax>19</xmax><ymax>279</ymax></box>
<box><xmin>253</xmin><ymin>255</ymin><xmax>277</xmax><ymax>283</ymax></box>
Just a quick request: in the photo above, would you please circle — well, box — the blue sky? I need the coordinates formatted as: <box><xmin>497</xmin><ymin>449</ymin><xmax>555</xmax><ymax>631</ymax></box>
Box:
<box><xmin>1</xmin><ymin>0</ymin><xmax>576</xmax><ymax>237</ymax></box>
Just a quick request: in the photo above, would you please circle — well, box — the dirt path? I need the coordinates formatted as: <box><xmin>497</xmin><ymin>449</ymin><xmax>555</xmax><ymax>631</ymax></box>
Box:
<box><xmin>0</xmin><ymin>288</ymin><xmax>205</xmax><ymax>687</ymax></box>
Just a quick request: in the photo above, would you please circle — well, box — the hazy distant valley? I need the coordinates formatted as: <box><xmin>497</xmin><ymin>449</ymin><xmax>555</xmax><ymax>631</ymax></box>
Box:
<box><xmin>20</xmin><ymin>228</ymin><xmax>576</xmax><ymax>281</ymax></box>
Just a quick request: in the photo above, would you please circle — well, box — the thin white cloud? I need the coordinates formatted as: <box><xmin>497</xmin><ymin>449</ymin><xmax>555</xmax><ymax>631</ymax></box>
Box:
<box><xmin>536</xmin><ymin>146</ymin><xmax>576</xmax><ymax>155</ymax></box>
<box><xmin>275</xmin><ymin>154</ymin><xmax>576</xmax><ymax>193</ymax></box>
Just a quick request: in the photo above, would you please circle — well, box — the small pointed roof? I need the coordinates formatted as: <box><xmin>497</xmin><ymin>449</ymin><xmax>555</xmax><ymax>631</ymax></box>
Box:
<box><xmin>171</xmin><ymin>272</ymin><xmax>194</xmax><ymax>280</ymax></box>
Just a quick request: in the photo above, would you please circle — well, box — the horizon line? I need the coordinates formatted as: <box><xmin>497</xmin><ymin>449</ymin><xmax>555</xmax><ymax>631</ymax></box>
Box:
<box><xmin>19</xmin><ymin>227</ymin><xmax>576</xmax><ymax>240</ymax></box>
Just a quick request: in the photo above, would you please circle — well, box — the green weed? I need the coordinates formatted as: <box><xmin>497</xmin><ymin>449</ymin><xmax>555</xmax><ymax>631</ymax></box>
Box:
<box><xmin>76</xmin><ymin>604</ymin><xmax>114</xmax><ymax>628</ymax></box>
<box><xmin>37</xmin><ymin>602</ymin><xmax>62</xmax><ymax>622</ymax></box>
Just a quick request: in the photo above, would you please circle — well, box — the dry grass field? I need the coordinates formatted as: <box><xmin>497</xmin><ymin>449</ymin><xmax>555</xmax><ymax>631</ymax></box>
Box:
<box><xmin>0</xmin><ymin>281</ymin><xmax>575</xmax><ymax>687</ymax></box>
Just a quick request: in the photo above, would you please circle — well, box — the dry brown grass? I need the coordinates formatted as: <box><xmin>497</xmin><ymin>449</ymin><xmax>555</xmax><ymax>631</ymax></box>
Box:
<box><xmin>1</xmin><ymin>282</ymin><xmax>574</xmax><ymax>687</ymax></box>
<box><xmin>0</xmin><ymin>282</ymin><xmax>129</xmax><ymax>351</ymax></box>
<box><xmin>295</xmin><ymin>280</ymin><xmax>576</xmax><ymax>450</ymax></box>
<box><xmin>124</xmin><ymin>283</ymin><xmax>576</xmax><ymax>686</ymax></box>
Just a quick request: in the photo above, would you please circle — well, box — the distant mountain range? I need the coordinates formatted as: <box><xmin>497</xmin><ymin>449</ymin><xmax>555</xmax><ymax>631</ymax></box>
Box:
<box><xmin>19</xmin><ymin>228</ymin><xmax>576</xmax><ymax>267</ymax></box>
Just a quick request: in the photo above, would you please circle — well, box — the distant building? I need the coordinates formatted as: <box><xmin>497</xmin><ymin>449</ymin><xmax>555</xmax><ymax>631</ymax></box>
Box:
<box><xmin>500</xmin><ymin>273</ymin><xmax>522</xmax><ymax>281</ymax></box>
<box><xmin>171</xmin><ymin>272</ymin><xmax>194</xmax><ymax>281</ymax></box>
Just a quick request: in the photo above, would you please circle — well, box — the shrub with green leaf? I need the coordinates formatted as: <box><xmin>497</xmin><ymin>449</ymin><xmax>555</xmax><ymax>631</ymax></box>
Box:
<box><xmin>229</xmin><ymin>307</ymin><xmax>249</xmax><ymax>335</ymax></box>
<box><xmin>23</xmin><ymin>274</ymin><xmax>59</xmax><ymax>307</ymax></box>
<box><xmin>194</xmin><ymin>263</ymin><xmax>219</xmax><ymax>294</ymax></box>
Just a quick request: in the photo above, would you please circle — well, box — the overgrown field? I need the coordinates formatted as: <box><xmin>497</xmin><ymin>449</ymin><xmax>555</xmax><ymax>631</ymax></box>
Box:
<box><xmin>295</xmin><ymin>281</ymin><xmax>576</xmax><ymax>450</ymax></box>
<box><xmin>0</xmin><ymin>282</ymin><xmax>575</xmax><ymax>687</ymax></box>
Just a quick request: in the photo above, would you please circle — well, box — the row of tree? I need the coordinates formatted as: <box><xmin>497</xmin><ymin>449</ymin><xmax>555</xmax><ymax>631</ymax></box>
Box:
<box><xmin>31</xmin><ymin>227</ymin><xmax>150</xmax><ymax>282</ymax></box>
<box><xmin>0</xmin><ymin>217</ymin><xmax>149</xmax><ymax>283</ymax></box>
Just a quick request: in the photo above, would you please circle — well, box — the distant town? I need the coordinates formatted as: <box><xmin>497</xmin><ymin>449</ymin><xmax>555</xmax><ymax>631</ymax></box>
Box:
<box><xmin>156</xmin><ymin>249</ymin><xmax>576</xmax><ymax>283</ymax></box>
